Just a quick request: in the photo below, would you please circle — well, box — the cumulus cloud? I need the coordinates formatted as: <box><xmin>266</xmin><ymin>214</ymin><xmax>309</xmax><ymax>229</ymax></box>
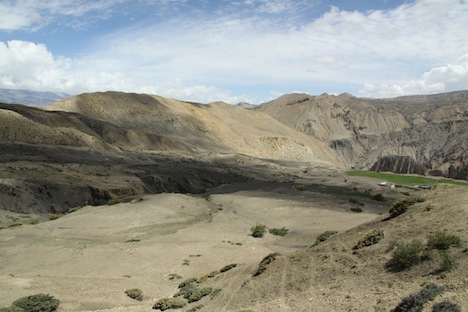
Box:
<box><xmin>359</xmin><ymin>54</ymin><xmax>468</xmax><ymax>98</ymax></box>
<box><xmin>0</xmin><ymin>0</ymin><xmax>467</xmax><ymax>102</ymax></box>
<box><xmin>0</xmin><ymin>40</ymin><xmax>71</xmax><ymax>90</ymax></box>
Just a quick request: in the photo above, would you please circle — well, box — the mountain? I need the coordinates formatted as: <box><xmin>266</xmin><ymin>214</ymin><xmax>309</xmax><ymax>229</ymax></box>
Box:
<box><xmin>256</xmin><ymin>91</ymin><xmax>468</xmax><ymax>180</ymax></box>
<box><xmin>0</xmin><ymin>92</ymin><xmax>339</xmax><ymax>214</ymax></box>
<box><xmin>0</xmin><ymin>88</ymin><xmax>70</xmax><ymax>106</ymax></box>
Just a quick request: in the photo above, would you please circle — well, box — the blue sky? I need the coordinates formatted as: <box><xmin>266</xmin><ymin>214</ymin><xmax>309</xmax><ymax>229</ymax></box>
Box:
<box><xmin>0</xmin><ymin>0</ymin><xmax>467</xmax><ymax>104</ymax></box>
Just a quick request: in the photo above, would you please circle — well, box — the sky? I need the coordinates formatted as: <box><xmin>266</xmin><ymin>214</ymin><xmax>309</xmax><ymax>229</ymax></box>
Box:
<box><xmin>0</xmin><ymin>0</ymin><xmax>467</xmax><ymax>104</ymax></box>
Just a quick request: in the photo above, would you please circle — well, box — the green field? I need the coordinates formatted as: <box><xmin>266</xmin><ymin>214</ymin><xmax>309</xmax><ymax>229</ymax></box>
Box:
<box><xmin>346</xmin><ymin>170</ymin><xmax>468</xmax><ymax>187</ymax></box>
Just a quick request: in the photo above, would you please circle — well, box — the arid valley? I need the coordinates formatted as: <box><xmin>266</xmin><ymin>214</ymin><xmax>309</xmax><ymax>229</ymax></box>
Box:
<box><xmin>0</xmin><ymin>91</ymin><xmax>467</xmax><ymax>312</ymax></box>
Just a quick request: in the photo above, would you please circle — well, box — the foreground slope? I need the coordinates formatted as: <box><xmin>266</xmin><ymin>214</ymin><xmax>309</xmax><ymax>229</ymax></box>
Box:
<box><xmin>257</xmin><ymin>91</ymin><xmax>468</xmax><ymax>180</ymax></box>
<box><xmin>201</xmin><ymin>184</ymin><xmax>468</xmax><ymax>311</ymax></box>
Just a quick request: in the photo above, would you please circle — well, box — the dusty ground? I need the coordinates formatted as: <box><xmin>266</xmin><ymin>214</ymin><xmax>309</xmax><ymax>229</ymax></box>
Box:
<box><xmin>0</xmin><ymin>174</ymin><xmax>396</xmax><ymax>311</ymax></box>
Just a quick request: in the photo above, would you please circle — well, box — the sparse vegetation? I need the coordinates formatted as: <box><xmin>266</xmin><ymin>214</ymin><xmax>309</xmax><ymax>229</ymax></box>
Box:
<box><xmin>125</xmin><ymin>288</ymin><xmax>143</xmax><ymax>301</ymax></box>
<box><xmin>371</xmin><ymin>193</ymin><xmax>386</xmax><ymax>201</ymax></box>
<box><xmin>387</xmin><ymin>240</ymin><xmax>426</xmax><ymax>271</ymax></box>
<box><xmin>437</xmin><ymin>250</ymin><xmax>455</xmax><ymax>274</ymax></box>
<box><xmin>107</xmin><ymin>198</ymin><xmax>121</xmax><ymax>205</ymax></box>
<box><xmin>49</xmin><ymin>214</ymin><xmax>60</xmax><ymax>220</ymax></box>
<box><xmin>220</xmin><ymin>263</ymin><xmax>237</xmax><ymax>273</ymax></box>
<box><xmin>253</xmin><ymin>252</ymin><xmax>280</xmax><ymax>276</ymax></box>
<box><xmin>353</xmin><ymin>229</ymin><xmax>384</xmax><ymax>250</ymax></box>
<box><xmin>427</xmin><ymin>232</ymin><xmax>461</xmax><ymax>250</ymax></box>
<box><xmin>312</xmin><ymin>230</ymin><xmax>338</xmax><ymax>246</ymax></box>
<box><xmin>178</xmin><ymin>278</ymin><xmax>197</xmax><ymax>289</ymax></box>
<box><xmin>6</xmin><ymin>294</ymin><xmax>60</xmax><ymax>312</ymax></box>
<box><xmin>347</xmin><ymin>170</ymin><xmax>468</xmax><ymax>186</ymax></box>
<box><xmin>187</xmin><ymin>287</ymin><xmax>212</xmax><ymax>303</ymax></box>
<box><xmin>29</xmin><ymin>219</ymin><xmax>39</xmax><ymax>225</ymax></box>
<box><xmin>350</xmin><ymin>207</ymin><xmax>363</xmax><ymax>213</ymax></box>
<box><xmin>269</xmin><ymin>227</ymin><xmax>289</xmax><ymax>236</ymax></box>
<box><xmin>8</xmin><ymin>222</ymin><xmax>22</xmax><ymax>227</ymax></box>
<box><xmin>388</xmin><ymin>196</ymin><xmax>425</xmax><ymax>218</ymax></box>
<box><xmin>392</xmin><ymin>283</ymin><xmax>445</xmax><ymax>312</ymax></box>
<box><xmin>186</xmin><ymin>305</ymin><xmax>204</xmax><ymax>312</ymax></box>
<box><xmin>250</xmin><ymin>224</ymin><xmax>267</xmax><ymax>238</ymax></box>
<box><xmin>432</xmin><ymin>300</ymin><xmax>461</xmax><ymax>312</ymax></box>
<box><xmin>152</xmin><ymin>298</ymin><xmax>187</xmax><ymax>311</ymax></box>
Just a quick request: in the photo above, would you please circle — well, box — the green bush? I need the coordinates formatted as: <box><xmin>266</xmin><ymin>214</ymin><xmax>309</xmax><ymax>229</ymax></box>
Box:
<box><xmin>220</xmin><ymin>263</ymin><xmax>237</xmax><ymax>273</ymax></box>
<box><xmin>49</xmin><ymin>214</ymin><xmax>60</xmax><ymax>221</ymax></box>
<box><xmin>178</xmin><ymin>277</ymin><xmax>197</xmax><ymax>289</ymax></box>
<box><xmin>312</xmin><ymin>230</ymin><xmax>337</xmax><ymax>246</ymax></box>
<box><xmin>372</xmin><ymin>193</ymin><xmax>386</xmax><ymax>202</ymax></box>
<box><xmin>152</xmin><ymin>298</ymin><xmax>187</xmax><ymax>310</ymax></box>
<box><xmin>174</xmin><ymin>283</ymin><xmax>197</xmax><ymax>298</ymax></box>
<box><xmin>125</xmin><ymin>288</ymin><xmax>143</xmax><ymax>301</ymax></box>
<box><xmin>29</xmin><ymin>219</ymin><xmax>39</xmax><ymax>225</ymax></box>
<box><xmin>107</xmin><ymin>198</ymin><xmax>120</xmax><ymax>205</ymax></box>
<box><xmin>187</xmin><ymin>287</ymin><xmax>212</xmax><ymax>303</ymax></box>
<box><xmin>432</xmin><ymin>300</ymin><xmax>461</xmax><ymax>312</ymax></box>
<box><xmin>269</xmin><ymin>227</ymin><xmax>289</xmax><ymax>236</ymax></box>
<box><xmin>388</xmin><ymin>197</ymin><xmax>425</xmax><ymax>218</ymax></box>
<box><xmin>438</xmin><ymin>250</ymin><xmax>455</xmax><ymax>273</ymax></box>
<box><xmin>392</xmin><ymin>283</ymin><xmax>444</xmax><ymax>312</ymax></box>
<box><xmin>354</xmin><ymin>229</ymin><xmax>384</xmax><ymax>250</ymax></box>
<box><xmin>427</xmin><ymin>232</ymin><xmax>461</xmax><ymax>250</ymax></box>
<box><xmin>253</xmin><ymin>252</ymin><xmax>280</xmax><ymax>276</ymax></box>
<box><xmin>387</xmin><ymin>240</ymin><xmax>426</xmax><ymax>271</ymax></box>
<box><xmin>10</xmin><ymin>294</ymin><xmax>60</xmax><ymax>312</ymax></box>
<box><xmin>251</xmin><ymin>224</ymin><xmax>267</xmax><ymax>238</ymax></box>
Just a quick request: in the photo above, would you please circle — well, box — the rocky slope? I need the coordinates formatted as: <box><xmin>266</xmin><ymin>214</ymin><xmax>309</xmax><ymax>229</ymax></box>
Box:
<box><xmin>0</xmin><ymin>93</ymin><xmax>339</xmax><ymax>213</ymax></box>
<box><xmin>256</xmin><ymin>91</ymin><xmax>468</xmax><ymax>180</ymax></box>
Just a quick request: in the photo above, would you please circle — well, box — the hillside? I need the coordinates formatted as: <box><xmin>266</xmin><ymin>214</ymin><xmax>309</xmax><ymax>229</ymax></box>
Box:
<box><xmin>257</xmin><ymin>91</ymin><xmax>468</xmax><ymax>180</ymax></box>
<box><xmin>0</xmin><ymin>92</ymin><xmax>338</xmax><ymax>214</ymax></box>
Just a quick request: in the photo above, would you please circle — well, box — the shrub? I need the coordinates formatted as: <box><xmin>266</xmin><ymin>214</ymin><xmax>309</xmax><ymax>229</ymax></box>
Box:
<box><xmin>392</xmin><ymin>283</ymin><xmax>444</xmax><ymax>312</ymax></box>
<box><xmin>372</xmin><ymin>193</ymin><xmax>386</xmax><ymax>201</ymax></box>
<box><xmin>437</xmin><ymin>250</ymin><xmax>455</xmax><ymax>273</ymax></box>
<box><xmin>269</xmin><ymin>227</ymin><xmax>289</xmax><ymax>236</ymax></box>
<box><xmin>253</xmin><ymin>252</ymin><xmax>280</xmax><ymax>276</ymax></box>
<box><xmin>312</xmin><ymin>230</ymin><xmax>337</xmax><ymax>246</ymax></box>
<box><xmin>427</xmin><ymin>232</ymin><xmax>461</xmax><ymax>250</ymax></box>
<box><xmin>153</xmin><ymin>298</ymin><xmax>187</xmax><ymax>310</ymax></box>
<box><xmin>174</xmin><ymin>283</ymin><xmax>197</xmax><ymax>298</ymax></box>
<box><xmin>432</xmin><ymin>300</ymin><xmax>461</xmax><ymax>312</ymax></box>
<box><xmin>350</xmin><ymin>207</ymin><xmax>363</xmax><ymax>213</ymax></box>
<box><xmin>125</xmin><ymin>288</ymin><xmax>143</xmax><ymax>301</ymax></box>
<box><xmin>251</xmin><ymin>224</ymin><xmax>267</xmax><ymax>238</ymax></box>
<box><xmin>49</xmin><ymin>214</ymin><xmax>60</xmax><ymax>221</ymax></box>
<box><xmin>8</xmin><ymin>222</ymin><xmax>22</xmax><ymax>227</ymax></box>
<box><xmin>107</xmin><ymin>198</ymin><xmax>120</xmax><ymax>205</ymax></box>
<box><xmin>387</xmin><ymin>240</ymin><xmax>426</xmax><ymax>271</ymax></box>
<box><xmin>0</xmin><ymin>306</ymin><xmax>24</xmax><ymax>312</ymax></box>
<box><xmin>220</xmin><ymin>263</ymin><xmax>237</xmax><ymax>273</ymax></box>
<box><xmin>11</xmin><ymin>294</ymin><xmax>60</xmax><ymax>312</ymax></box>
<box><xmin>178</xmin><ymin>277</ymin><xmax>197</xmax><ymax>289</ymax></box>
<box><xmin>354</xmin><ymin>229</ymin><xmax>384</xmax><ymax>250</ymax></box>
<box><xmin>29</xmin><ymin>219</ymin><xmax>39</xmax><ymax>225</ymax></box>
<box><xmin>187</xmin><ymin>287</ymin><xmax>212</xmax><ymax>303</ymax></box>
<box><xmin>388</xmin><ymin>197</ymin><xmax>425</xmax><ymax>218</ymax></box>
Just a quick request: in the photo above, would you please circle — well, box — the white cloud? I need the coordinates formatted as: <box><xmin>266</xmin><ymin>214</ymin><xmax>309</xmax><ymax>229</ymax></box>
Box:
<box><xmin>0</xmin><ymin>40</ymin><xmax>70</xmax><ymax>90</ymax></box>
<box><xmin>0</xmin><ymin>0</ymin><xmax>467</xmax><ymax>102</ymax></box>
<box><xmin>359</xmin><ymin>53</ymin><xmax>468</xmax><ymax>98</ymax></box>
<box><xmin>0</xmin><ymin>0</ymin><xmax>126</xmax><ymax>30</ymax></box>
